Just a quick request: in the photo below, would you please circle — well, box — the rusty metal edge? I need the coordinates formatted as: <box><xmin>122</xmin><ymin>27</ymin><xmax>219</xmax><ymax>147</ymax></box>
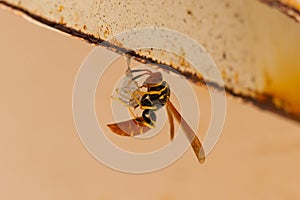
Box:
<box><xmin>0</xmin><ymin>1</ymin><xmax>299</xmax><ymax>123</ymax></box>
<box><xmin>259</xmin><ymin>0</ymin><xmax>300</xmax><ymax>22</ymax></box>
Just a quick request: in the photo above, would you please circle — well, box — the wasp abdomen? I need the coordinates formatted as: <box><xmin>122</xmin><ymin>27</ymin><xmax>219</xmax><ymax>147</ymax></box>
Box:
<box><xmin>142</xmin><ymin>109</ymin><xmax>157</xmax><ymax>127</ymax></box>
<box><xmin>148</xmin><ymin>81</ymin><xmax>170</xmax><ymax>109</ymax></box>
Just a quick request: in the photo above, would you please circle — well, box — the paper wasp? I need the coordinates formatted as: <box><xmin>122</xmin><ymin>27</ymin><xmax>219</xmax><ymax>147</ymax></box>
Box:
<box><xmin>107</xmin><ymin>65</ymin><xmax>205</xmax><ymax>164</ymax></box>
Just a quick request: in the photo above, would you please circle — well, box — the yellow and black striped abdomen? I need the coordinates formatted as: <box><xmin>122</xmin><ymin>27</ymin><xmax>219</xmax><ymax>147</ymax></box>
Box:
<box><xmin>141</xmin><ymin>81</ymin><xmax>170</xmax><ymax>110</ymax></box>
<box><xmin>139</xmin><ymin>81</ymin><xmax>170</xmax><ymax>127</ymax></box>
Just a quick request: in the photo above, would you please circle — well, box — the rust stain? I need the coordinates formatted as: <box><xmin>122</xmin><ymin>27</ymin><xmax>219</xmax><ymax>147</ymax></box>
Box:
<box><xmin>259</xmin><ymin>0</ymin><xmax>300</xmax><ymax>22</ymax></box>
<box><xmin>103</xmin><ymin>25</ymin><xmax>113</xmax><ymax>39</ymax></box>
<box><xmin>262</xmin><ymin>71</ymin><xmax>300</xmax><ymax>119</ymax></box>
<box><xmin>261</xmin><ymin>33</ymin><xmax>300</xmax><ymax>121</ymax></box>
<box><xmin>59</xmin><ymin>16</ymin><xmax>66</xmax><ymax>25</ymax></box>
<box><xmin>178</xmin><ymin>47</ymin><xmax>191</xmax><ymax>69</ymax></box>
<box><xmin>110</xmin><ymin>37</ymin><xmax>124</xmax><ymax>48</ymax></box>
<box><xmin>186</xmin><ymin>9</ymin><xmax>193</xmax><ymax>16</ymax></box>
<box><xmin>57</xmin><ymin>5</ymin><xmax>64</xmax><ymax>12</ymax></box>
<box><xmin>234</xmin><ymin>72</ymin><xmax>239</xmax><ymax>84</ymax></box>
<box><xmin>221</xmin><ymin>69</ymin><xmax>227</xmax><ymax>80</ymax></box>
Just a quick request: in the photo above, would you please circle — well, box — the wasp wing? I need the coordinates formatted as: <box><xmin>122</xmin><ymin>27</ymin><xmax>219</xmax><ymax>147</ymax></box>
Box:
<box><xmin>166</xmin><ymin>102</ymin><xmax>175</xmax><ymax>141</ymax></box>
<box><xmin>166</xmin><ymin>100</ymin><xmax>205</xmax><ymax>164</ymax></box>
<box><xmin>107</xmin><ymin>117</ymin><xmax>151</xmax><ymax>137</ymax></box>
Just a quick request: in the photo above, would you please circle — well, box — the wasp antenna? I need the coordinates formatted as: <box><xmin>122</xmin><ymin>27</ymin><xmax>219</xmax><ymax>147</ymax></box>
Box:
<box><xmin>130</xmin><ymin>69</ymin><xmax>153</xmax><ymax>74</ymax></box>
<box><xmin>131</xmin><ymin>72</ymin><xmax>151</xmax><ymax>81</ymax></box>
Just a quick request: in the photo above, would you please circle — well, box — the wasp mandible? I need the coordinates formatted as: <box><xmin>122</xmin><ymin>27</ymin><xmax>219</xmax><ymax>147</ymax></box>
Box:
<box><xmin>107</xmin><ymin>66</ymin><xmax>205</xmax><ymax>164</ymax></box>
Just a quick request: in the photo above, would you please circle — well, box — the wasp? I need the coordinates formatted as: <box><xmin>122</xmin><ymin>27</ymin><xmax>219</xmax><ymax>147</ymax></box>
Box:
<box><xmin>107</xmin><ymin>67</ymin><xmax>205</xmax><ymax>164</ymax></box>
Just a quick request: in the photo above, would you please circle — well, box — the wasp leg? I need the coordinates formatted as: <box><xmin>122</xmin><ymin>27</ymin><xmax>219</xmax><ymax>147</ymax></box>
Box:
<box><xmin>112</xmin><ymin>86</ymin><xmax>139</xmax><ymax>107</ymax></box>
<box><xmin>111</xmin><ymin>90</ymin><xmax>140</xmax><ymax>123</ymax></box>
<box><xmin>110</xmin><ymin>93</ymin><xmax>129</xmax><ymax>107</ymax></box>
<box><xmin>166</xmin><ymin>103</ymin><xmax>175</xmax><ymax>141</ymax></box>
<box><xmin>127</xmin><ymin>106</ymin><xmax>138</xmax><ymax>120</ymax></box>
<box><xmin>131</xmin><ymin>91</ymin><xmax>143</xmax><ymax>108</ymax></box>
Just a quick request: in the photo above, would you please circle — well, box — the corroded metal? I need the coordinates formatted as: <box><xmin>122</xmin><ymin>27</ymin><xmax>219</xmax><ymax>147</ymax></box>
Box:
<box><xmin>0</xmin><ymin>0</ymin><xmax>300</xmax><ymax>122</ymax></box>
<box><xmin>259</xmin><ymin>0</ymin><xmax>300</xmax><ymax>22</ymax></box>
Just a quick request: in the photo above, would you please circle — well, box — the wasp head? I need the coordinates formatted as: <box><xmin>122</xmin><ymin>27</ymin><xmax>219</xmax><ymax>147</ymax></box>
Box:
<box><xmin>143</xmin><ymin>72</ymin><xmax>163</xmax><ymax>86</ymax></box>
